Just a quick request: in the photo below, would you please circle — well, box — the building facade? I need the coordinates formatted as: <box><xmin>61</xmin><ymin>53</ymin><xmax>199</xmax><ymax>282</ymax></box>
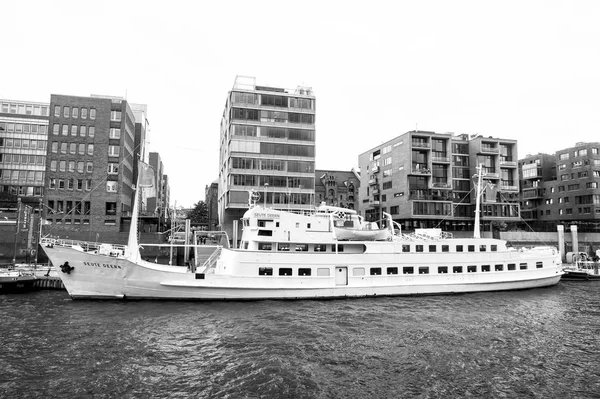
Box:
<box><xmin>314</xmin><ymin>169</ymin><xmax>360</xmax><ymax>210</ymax></box>
<box><xmin>205</xmin><ymin>180</ymin><xmax>218</xmax><ymax>231</ymax></box>
<box><xmin>44</xmin><ymin>94</ymin><xmax>142</xmax><ymax>238</ymax></box>
<box><xmin>519</xmin><ymin>142</ymin><xmax>600</xmax><ymax>231</ymax></box>
<box><xmin>358</xmin><ymin>131</ymin><xmax>520</xmax><ymax>232</ymax></box>
<box><xmin>218</xmin><ymin>76</ymin><xmax>316</xmax><ymax>238</ymax></box>
<box><xmin>0</xmin><ymin>99</ymin><xmax>49</xmax><ymax>208</ymax></box>
<box><xmin>518</xmin><ymin>153</ymin><xmax>557</xmax><ymax>221</ymax></box>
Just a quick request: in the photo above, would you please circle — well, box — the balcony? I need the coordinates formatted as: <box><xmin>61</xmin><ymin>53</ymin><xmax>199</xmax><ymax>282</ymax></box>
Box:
<box><xmin>372</xmin><ymin>166</ymin><xmax>379</xmax><ymax>173</ymax></box>
<box><xmin>500</xmin><ymin>184</ymin><xmax>518</xmax><ymax>191</ymax></box>
<box><xmin>431</xmin><ymin>156</ymin><xmax>451</xmax><ymax>163</ymax></box>
<box><xmin>368</xmin><ymin>178</ymin><xmax>378</xmax><ymax>185</ymax></box>
<box><xmin>500</xmin><ymin>160</ymin><xmax>517</xmax><ymax>167</ymax></box>
<box><xmin>372</xmin><ymin>188</ymin><xmax>380</xmax><ymax>195</ymax></box>
<box><xmin>411</xmin><ymin>167</ymin><xmax>431</xmax><ymax>175</ymax></box>
<box><xmin>482</xmin><ymin>172</ymin><xmax>499</xmax><ymax>179</ymax></box>
<box><xmin>480</xmin><ymin>145</ymin><xmax>499</xmax><ymax>153</ymax></box>
<box><xmin>431</xmin><ymin>182</ymin><xmax>452</xmax><ymax>189</ymax></box>
<box><xmin>412</xmin><ymin>141</ymin><xmax>430</xmax><ymax>149</ymax></box>
<box><xmin>370</xmin><ymin>201</ymin><xmax>381</xmax><ymax>207</ymax></box>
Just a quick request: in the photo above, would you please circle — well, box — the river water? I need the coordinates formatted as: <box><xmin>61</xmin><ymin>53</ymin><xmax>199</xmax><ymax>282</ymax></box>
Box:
<box><xmin>1</xmin><ymin>282</ymin><xmax>599</xmax><ymax>398</ymax></box>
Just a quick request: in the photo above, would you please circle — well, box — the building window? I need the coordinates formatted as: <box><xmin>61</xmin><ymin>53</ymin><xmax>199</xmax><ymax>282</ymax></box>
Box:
<box><xmin>62</xmin><ymin>125</ymin><xmax>68</xmax><ymax>135</ymax></box>
<box><xmin>110</xmin><ymin>111</ymin><xmax>122</xmax><ymax>121</ymax></box>
<box><xmin>90</xmin><ymin>108</ymin><xmax>96</xmax><ymax>120</ymax></box>
<box><xmin>54</xmin><ymin>106</ymin><xmax>60</xmax><ymax>117</ymax></box>
<box><xmin>87</xmin><ymin>144</ymin><xmax>94</xmax><ymax>155</ymax></box>
<box><xmin>81</xmin><ymin>108</ymin><xmax>87</xmax><ymax>119</ymax></box>
<box><xmin>109</xmin><ymin>128</ymin><xmax>121</xmax><ymax>139</ymax></box>
<box><xmin>86</xmin><ymin>162</ymin><xmax>93</xmax><ymax>173</ymax></box>
<box><xmin>105</xmin><ymin>202</ymin><xmax>117</xmax><ymax>215</ymax></box>
<box><xmin>108</xmin><ymin>146</ymin><xmax>120</xmax><ymax>156</ymax></box>
<box><xmin>107</xmin><ymin>163</ymin><xmax>119</xmax><ymax>174</ymax></box>
<box><xmin>106</xmin><ymin>181</ymin><xmax>118</xmax><ymax>192</ymax></box>
<box><xmin>88</xmin><ymin>126</ymin><xmax>95</xmax><ymax>137</ymax></box>
<box><xmin>63</xmin><ymin>106</ymin><xmax>70</xmax><ymax>118</ymax></box>
<box><xmin>72</xmin><ymin>108</ymin><xmax>78</xmax><ymax>118</ymax></box>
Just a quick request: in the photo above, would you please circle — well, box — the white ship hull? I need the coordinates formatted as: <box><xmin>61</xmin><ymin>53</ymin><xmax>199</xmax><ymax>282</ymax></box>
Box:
<box><xmin>43</xmin><ymin>243</ymin><xmax>563</xmax><ymax>300</ymax></box>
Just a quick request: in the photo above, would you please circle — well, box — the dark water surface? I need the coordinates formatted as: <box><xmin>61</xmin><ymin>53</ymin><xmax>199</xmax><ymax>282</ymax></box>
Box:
<box><xmin>1</xmin><ymin>283</ymin><xmax>599</xmax><ymax>398</ymax></box>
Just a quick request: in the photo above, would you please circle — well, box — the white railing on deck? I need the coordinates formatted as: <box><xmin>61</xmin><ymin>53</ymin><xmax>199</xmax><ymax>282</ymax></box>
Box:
<box><xmin>40</xmin><ymin>237</ymin><xmax>127</xmax><ymax>257</ymax></box>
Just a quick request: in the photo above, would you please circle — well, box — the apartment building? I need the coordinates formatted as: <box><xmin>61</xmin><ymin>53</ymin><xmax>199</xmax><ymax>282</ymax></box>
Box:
<box><xmin>518</xmin><ymin>153</ymin><xmax>557</xmax><ymax>221</ymax></box>
<box><xmin>314</xmin><ymin>169</ymin><xmax>360</xmax><ymax>210</ymax></box>
<box><xmin>44</xmin><ymin>94</ymin><xmax>142</xmax><ymax>238</ymax></box>
<box><xmin>358</xmin><ymin>131</ymin><xmax>520</xmax><ymax>232</ymax></box>
<box><xmin>520</xmin><ymin>142</ymin><xmax>600</xmax><ymax>231</ymax></box>
<box><xmin>218</xmin><ymin>76</ymin><xmax>316</xmax><ymax>238</ymax></box>
<box><xmin>0</xmin><ymin>99</ymin><xmax>49</xmax><ymax>208</ymax></box>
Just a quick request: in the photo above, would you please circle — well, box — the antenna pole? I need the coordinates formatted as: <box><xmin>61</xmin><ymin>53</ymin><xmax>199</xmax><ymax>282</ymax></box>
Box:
<box><xmin>474</xmin><ymin>164</ymin><xmax>483</xmax><ymax>239</ymax></box>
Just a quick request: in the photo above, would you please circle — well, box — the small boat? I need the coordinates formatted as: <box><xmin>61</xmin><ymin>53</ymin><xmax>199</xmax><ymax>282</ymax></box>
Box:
<box><xmin>0</xmin><ymin>268</ymin><xmax>37</xmax><ymax>294</ymax></box>
<box><xmin>316</xmin><ymin>205</ymin><xmax>392</xmax><ymax>241</ymax></box>
<box><xmin>39</xmin><ymin>163</ymin><xmax>564</xmax><ymax>300</ymax></box>
<box><xmin>562</xmin><ymin>253</ymin><xmax>600</xmax><ymax>281</ymax></box>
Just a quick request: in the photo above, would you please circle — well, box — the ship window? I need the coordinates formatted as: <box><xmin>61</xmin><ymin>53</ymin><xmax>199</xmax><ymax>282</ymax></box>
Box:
<box><xmin>453</xmin><ymin>266</ymin><xmax>463</xmax><ymax>273</ymax></box>
<box><xmin>307</xmin><ymin>223</ymin><xmax>311</xmax><ymax>229</ymax></box>
<box><xmin>295</xmin><ymin>244</ymin><xmax>308</xmax><ymax>252</ymax></box>
<box><xmin>258</xmin><ymin>230</ymin><xmax>272</xmax><ymax>236</ymax></box>
<box><xmin>508</xmin><ymin>263</ymin><xmax>516</xmax><ymax>271</ymax></box>
<box><xmin>279</xmin><ymin>268</ymin><xmax>292</xmax><ymax>276</ymax></box>
<box><xmin>332</xmin><ymin>244</ymin><xmax>344</xmax><ymax>252</ymax></box>
<box><xmin>468</xmin><ymin>245</ymin><xmax>475</xmax><ymax>252</ymax></box>
<box><xmin>370</xmin><ymin>267</ymin><xmax>382</xmax><ymax>275</ymax></box>
<box><xmin>258</xmin><ymin>243</ymin><xmax>272</xmax><ymax>251</ymax></box>
<box><xmin>259</xmin><ymin>267</ymin><xmax>273</xmax><ymax>275</ymax></box>
<box><xmin>354</xmin><ymin>268</ymin><xmax>365</xmax><ymax>276</ymax></box>
<box><xmin>317</xmin><ymin>268</ymin><xmax>330</xmax><ymax>276</ymax></box>
<box><xmin>195</xmin><ymin>273</ymin><xmax>205</xmax><ymax>279</ymax></box>
<box><xmin>480</xmin><ymin>245</ymin><xmax>486</xmax><ymax>252</ymax></box>
<box><xmin>244</xmin><ymin>242</ymin><xmax>249</xmax><ymax>249</ymax></box>
<box><xmin>403</xmin><ymin>266</ymin><xmax>414</xmax><ymax>274</ymax></box>
<box><xmin>278</xmin><ymin>243</ymin><xmax>290</xmax><ymax>251</ymax></box>
<box><xmin>416</xmin><ymin>245</ymin><xmax>423</xmax><ymax>252</ymax></box>
<box><xmin>482</xmin><ymin>265</ymin><xmax>491</xmax><ymax>272</ymax></box>
<box><xmin>520</xmin><ymin>263</ymin><xmax>528</xmax><ymax>270</ymax></box>
<box><xmin>314</xmin><ymin>244</ymin><xmax>327</xmax><ymax>252</ymax></box>
<box><xmin>536</xmin><ymin>262</ymin><xmax>543</xmax><ymax>269</ymax></box>
<box><xmin>276</xmin><ymin>222</ymin><xmax>279</xmax><ymax>227</ymax></box>
<box><xmin>298</xmin><ymin>268</ymin><xmax>311</xmax><ymax>276</ymax></box>
<box><xmin>428</xmin><ymin>245</ymin><xmax>436</xmax><ymax>252</ymax></box>
<box><xmin>258</xmin><ymin>219</ymin><xmax>270</xmax><ymax>227</ymax></box>
<box><xmin>456</xmin><ymin>245</ymin><xmax>463</xmax><ymax>252</ymax></box>
<box><xmin>387</xmin><ymin>267</ymin><xmax>398</xmax><ymax>275</ymax></box>
<box><xmin>442</xmin><ymin>245</ymin><xmax>449</xmax><ymax>252</ymax></box>
<box><xmin>491</xmin><ymin>245</ymin><xmax>497</xmax><ymax>252</ymax></box>
<box><xmin>495</xmin><ymin>264</ymin><xmax>503</xmax><ymax>271</ymax></box>
<box><xmin>418</xmin><ymin>267</ymin><xmax>429</xmax><ymax>274</ymax></box>
<box><xmin>402</xmin><ymin>245</ymin><xmax>410</xmax><ymax>252</ymax></box>
<box><xmin>295</xmin><ymin>223</ymin><xmax>300</xmax><ymax>228</ymax></box>
<box><xmin>467</xmin><ymin>265</ymin><xmax>477</xmax><ymax>273</ymax></box>
<box><xmin>438</xmin><ymin>266</ymin><xmax>448</xmax><ymax>274</ymax></box>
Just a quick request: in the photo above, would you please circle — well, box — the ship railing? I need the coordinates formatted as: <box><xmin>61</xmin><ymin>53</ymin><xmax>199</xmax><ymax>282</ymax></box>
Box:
<box><xmin>197</xmin><ymin>247</ymin><xmax>222</xmax><ymax>274</ymax></box>
<box><xmin>40</xmin><ymin>237</ymin><xmax>127</xmax><ymax>257</ymax></box>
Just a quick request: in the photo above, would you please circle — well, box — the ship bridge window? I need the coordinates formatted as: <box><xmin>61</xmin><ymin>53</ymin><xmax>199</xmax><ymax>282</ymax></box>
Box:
<box><xmin>416</xmin><ymin>245</ymin><xmax>423</xmax><ymax>252</ymax></box>
<box><xmin>387</xmin><ymin>267</ymin><xmax>398</xmax><ymax>275</ymax></box>
<box><xmin>495</xmin><ymin>264</ymin><xmax>503</xmax><ymax>271</ymax></box>
<box><xmin>419</xmin><ymin>267</ymin><xmax>429</xmax><ymax>274</ymax></box>
<box><xmin>520</xmin><ymin>263</ymin><xmax>528</xmax><ymax>270</ymax></box>
<box><xmin>314</xmin><ymin>244</ymin><xmax>327</xmax><ymax>252</ymax></box>
<box><xmin>403</xmin><ymin>266</ymin><xmax>414</xmax><ymax>274</ymax></box>
<box><xmin>467</xmin><ymin>265</ymin><xmax>477</xmax><ymax>273</ymax></box>
<box><xmin>429</xmin><ymin>245</ymin><xmax>436</xmax><ymax>252</ymax></box>
<box><xmin>298</xmin><ymin>268</ymin><xmax>311</xmax><ymax>276</ymax></box>
<box><xmin>442</xmin><ymin>245</ymin><xmax>449</xmax><ymax>252</ymax></box>
<box><xmin>259</xmin><ymin>267</ymin><xmax>273</xmax><ymax>275</ymax></box>
<box><xmin>480</xmin><ymin>245</ymin><xmax>487</xmax><ymax>252</ymax></box>
<box><xmin>258</xmin><ymin>219</ymin><xmax>271</xmax><ymax>227</ymax></box>
<box><xmin>491</xmin><ymin>245</ymin><xmax>498</xmax><ymax>252</ymax></box>
<box><xmin>456</xmin><ymin>245</ymin><xmax>463</xmax><ymax>252</ymax></box>
<box><xmin>438</xmin><ymin>266</ymin><xmax>448</xmax><ymax>274</ymax></box>
<box><xmin>468</xmin><ymin>245</ymin><xmax>475</xmax><ymax>252</ymax></box>
<box><xmin>258</xmin><ymin>243</ymin><xmax>272</xmax><ymax>251</ymax></box>
<box><xmin>508</xmin><ymin>263</ymin><xmax>516</xmax><ymax>271</ymax></box>
<box><xmin>536</xmin><ymin>261</ymin><xmax>543</xmax><ymax>269</ymax></box>
<box><xmin>295</xmin><ymin>244</ymin><xmax>308</xmax><ymax>252</ymax></box>
<box><xmin>242</xmin><ymin>218</ymin><xmax>249</xmax><ymax>227</ymax></box>
<box><xmin>279</xmin><ymin>268</ymin><xmax>292</xmax><ymax>276</ymax></box>
<box><xmin>453</xmin><ymin>266</ymin><xmax>463</xmax><ymax>273</ymax></box>
<box><xmin>317</xmin><ymin>268</ymin><xmax>330</xmax><ymax>276</ymax></box>
<box><xmin>307</xmin><ymin>223</ymin><xmax>311</xmax><ymax>229</ymax></box>
<box><xmin>482</xmin><ymin>265</ymin><xmax>491</xmax><ymax>272</ymax></box>
<box><xmin>278</xmin><ymin>243</ymin><xmax>290</xmax><ymax>251</ymax></box>
<box><xmin>258</xmin><ymin>230</ymin><xmax>273</xmax><ymax>236</ymax></box>
<box><xmin>402</xmin><ymin>245</ymin><xmax>410</xmax><ymax>252</ymax></box>
<box><xmin>370</xmin><ymin>267</ymin><xmax>382</xmax><ymax>275</ymax></box>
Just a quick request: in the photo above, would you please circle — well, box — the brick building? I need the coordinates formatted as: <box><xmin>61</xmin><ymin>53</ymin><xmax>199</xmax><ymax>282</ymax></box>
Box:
<box><xmin>314</xmin><ymin>169</ymin><xmax>360</xmax><ymax>210</ymax></box>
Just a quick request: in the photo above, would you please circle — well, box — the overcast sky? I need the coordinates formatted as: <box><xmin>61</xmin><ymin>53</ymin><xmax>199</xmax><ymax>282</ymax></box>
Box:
<box><xmin>3</xmin><ymin>1</ymin><xmax>599</xmax><ymax>207</ymax></box>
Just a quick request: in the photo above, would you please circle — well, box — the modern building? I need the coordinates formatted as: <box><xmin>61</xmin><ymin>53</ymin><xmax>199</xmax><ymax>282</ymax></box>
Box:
<box><xmin>0</xmin><ymin>99</ymin><xmax>49</xmax><ymax>208</ymax></box>
<box><xmin>218</xmin><ymin>76</ymin><xmax>316</xmax><ymax>239</ymax></box>
<box><xmin>519</xmin><ymin>142</ymin><xmax>600</xmax><ymax>231</ymax></box>
<box><xmin>358</xmin><ymin>131</ymin><xmax>520</xmax><ymax>233</ymax></box>
<box><xmin>44</xmin><ymin>94</ymin><xmax>144</xmax><ymax>239</ymax></box>
<box><xmin>518</xmin><ymin>153</ymin><xmax>557</xmax><ymax>221</ymax></box>
<box><xmin>314</xmin><ymin>169</ymin><xmax>360</xmax><ymax>210</ymax></box>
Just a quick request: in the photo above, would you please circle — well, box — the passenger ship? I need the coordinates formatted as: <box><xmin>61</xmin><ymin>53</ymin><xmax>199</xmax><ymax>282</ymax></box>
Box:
<box><xmin>41</xmin><ymin>168</ymin><xmax>563</xmax><ymax>300</ymax></box>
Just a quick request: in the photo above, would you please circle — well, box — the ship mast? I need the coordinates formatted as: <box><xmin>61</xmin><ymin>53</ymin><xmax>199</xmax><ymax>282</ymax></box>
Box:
<box><xmin>474</xmin><ymin>164</ymin><xmax>483</xmax><ymax>239</ymax></box>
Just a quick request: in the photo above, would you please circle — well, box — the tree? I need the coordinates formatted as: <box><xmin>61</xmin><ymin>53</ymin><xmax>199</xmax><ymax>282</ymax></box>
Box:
<box><xmin>187</xmin><ymin>201</ymin><xmax>208</xmax><ymax>225</ymax></box>
<box><xmin>0</xmin><ymin>191</ymin><xmax>18</xmax><ymax>208</ymax></box>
